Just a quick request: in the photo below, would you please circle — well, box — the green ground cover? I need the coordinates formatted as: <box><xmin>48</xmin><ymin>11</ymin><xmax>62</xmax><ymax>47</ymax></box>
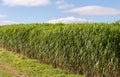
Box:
<box><xmin>0</xmin><ymin>50</ymin><xmax>83</xmax><ymax>77</ymax></box>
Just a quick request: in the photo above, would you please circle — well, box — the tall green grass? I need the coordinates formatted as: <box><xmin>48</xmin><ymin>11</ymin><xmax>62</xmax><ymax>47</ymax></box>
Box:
<box><xmin>0</xmin><ymin>23</ymin><xmax>120</xmax><ymax>77</ymax></box>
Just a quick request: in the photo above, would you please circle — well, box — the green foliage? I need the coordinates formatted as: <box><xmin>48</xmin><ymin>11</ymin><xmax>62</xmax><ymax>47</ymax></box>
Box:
<box><xmin>0</xmin><ymin>23</ymin><xmax>120</xmax><ymax>77</ymax></box>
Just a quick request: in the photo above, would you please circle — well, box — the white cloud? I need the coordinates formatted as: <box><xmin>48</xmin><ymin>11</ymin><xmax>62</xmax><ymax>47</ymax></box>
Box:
<box><xmin>47</xmin><ymin>17</ymin><xmax>92</xmax><ymax>24</ymax></box>
<box><xmin>65</xmin><ymin>6</ymin><xmax>120</xmax><ymax>15</ymax></box>
<box><xmin>56</xmin><ymin>0</ymin><xmax>64</xmax><ymax>5</ymax></box>
<box><xmin>56</xmin><ymin>0</ymin><xmax>74</xmax><ymax>9</ymax></box>
<box><xmin>0</xmin><ymin>20</ymin><xmax>17</xmax><ymax>25</ymax></box>
<box><xmin>58</xmin><ymin>4</ymin><xmax>74</xmax><ymax>9</ymax></box>
<box><xmin>2</xmin><ymin>0</ymin><xmax>51</xmax><ymax>7</ymax></box>
<box><xmin>0</xmin><ymin>14</ymin><xmax>7</xmax><ymax>18</ymax></box>
<box><xmin>0</xmin><ymin>14</ymin><xmax>16</xmax><ymax>25</ymax></box>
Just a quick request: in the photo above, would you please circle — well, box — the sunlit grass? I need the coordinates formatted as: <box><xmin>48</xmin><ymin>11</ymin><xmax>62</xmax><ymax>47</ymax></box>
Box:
<box><xmin>0</xmin><ymin>68</ymin><xmax>15</xmax><ymax>77</ymax></box>
<box><xmin>0</xmin><ymin>50</ymin><xmax>83</xmax><ymax>77</ymax></box>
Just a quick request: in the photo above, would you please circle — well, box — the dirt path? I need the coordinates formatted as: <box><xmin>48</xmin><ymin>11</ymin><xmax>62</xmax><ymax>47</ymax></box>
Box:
<box><xmin>0</xmin><ymin>64</ymin><xmax>26</xmax><ymax>77</ymax></box>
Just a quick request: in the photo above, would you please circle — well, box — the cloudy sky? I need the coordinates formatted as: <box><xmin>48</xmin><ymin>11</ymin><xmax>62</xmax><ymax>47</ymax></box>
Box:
<box><xmin>0</xmin><ymin>0</ymin><xmax>120</xmax><ymax>25</ymax></box>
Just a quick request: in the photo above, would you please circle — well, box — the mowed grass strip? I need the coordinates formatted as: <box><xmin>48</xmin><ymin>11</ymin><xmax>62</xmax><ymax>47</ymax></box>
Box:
<box><xmin>0</xmin><ymin>68</ymin><xmax>16</xmax><ymax>77</ymax></box>
<box><xmin>0</xmin><ymin>50</ymin><xmax>83</xmax><ymax>77</ymax></box>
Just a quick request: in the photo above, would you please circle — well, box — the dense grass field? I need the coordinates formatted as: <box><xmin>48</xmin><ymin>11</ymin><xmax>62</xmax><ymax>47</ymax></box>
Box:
<box><xmin>0</xmin><ymin>23</ymin><xmax>120</xmax><ymax>77</ymax></box>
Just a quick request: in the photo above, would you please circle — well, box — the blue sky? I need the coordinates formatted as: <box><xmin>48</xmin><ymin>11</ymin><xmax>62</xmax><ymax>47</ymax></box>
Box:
<box><xmin>0</xmin><ymin>0</ymin><xmax>120</xmax><ymax>25</ymax></box>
